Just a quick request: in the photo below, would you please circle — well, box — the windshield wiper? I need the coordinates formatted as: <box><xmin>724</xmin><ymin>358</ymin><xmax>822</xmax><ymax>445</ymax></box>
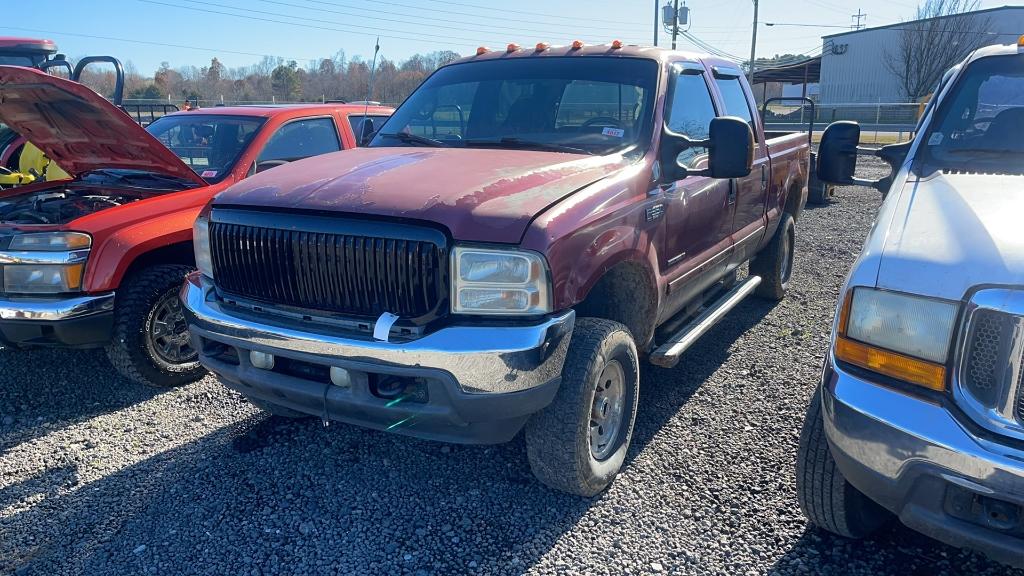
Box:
<box><xmin>377</xmin><ymin>132</ymin><xmax>448</xmax><ymax>147</ymax></box>
<box><xmin>462</xmin><ymin>137</ymin><xmax>592</xmax><ymax>155</ymax></box>
<box><xmin>83</xmin><ymin>169</ymin><xmax>196</xmax><ymax>188</ymax></box>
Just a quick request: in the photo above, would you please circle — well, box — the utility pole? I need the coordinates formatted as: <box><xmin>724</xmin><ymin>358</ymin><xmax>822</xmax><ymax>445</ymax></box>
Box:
<box><xmin>662</xmin><ymin>1</ymin><xmax>685</xmax><ymax>50</ymax></box>
<box><xmin>851</xmin><ymin>9</ymin><xmax>867</xmax><ymax>30</ymax></box>
<box><xmin>748</xmin><ymin>0</ymin><xmax>759</xmax><ymax>86</ymax></box>
<box><xmin>654</xmin><ymin>0</ymin><xmax>659</xmax><ymax>46</ymax></box>
<box><xmin>672</xmin><ymin>0</ymin><xmax>680</xmax><ymax>49</ymax></box>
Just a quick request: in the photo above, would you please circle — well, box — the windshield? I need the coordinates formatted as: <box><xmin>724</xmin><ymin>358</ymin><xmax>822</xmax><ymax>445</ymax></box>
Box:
<box><xmin>919</xmin><ymin>54</ymin><xmax>1024</xmax><ymax>174</ymax></box>
<box><xmin>0</xmin><ymin>55</ymin><xmax>38</xmax><ymax>67</ymax></box>
<box><xmin>370</xmin><ymin>57</ymin><xmax>658</xmax><ymax>157</ymax></box>
<box><xmin>146</xmin><ymin>114</ymin><xmax>265</xmax><ymax>183</ymax></box>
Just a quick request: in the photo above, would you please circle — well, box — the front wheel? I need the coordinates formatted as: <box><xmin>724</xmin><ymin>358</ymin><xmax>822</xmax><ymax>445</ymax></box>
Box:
<box><xmin>796</xmin><ymin>387</ymin><xmax>890</xmax><ymax>537</ymax></box>
<box><xmin>106</xmin><ymin>264</ymin><xmax>205</xmax><ymax>387</ymax></box>
<box><xmin>526</xmin><ymin>318</ymin><xmax>640</xmax><ymax>496</ymax></box>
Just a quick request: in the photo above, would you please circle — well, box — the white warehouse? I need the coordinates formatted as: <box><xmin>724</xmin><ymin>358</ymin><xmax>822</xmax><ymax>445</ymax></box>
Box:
<box><xmin>818</xmin><ymin>5</ymin><xmax>1024</xmax><ymax>104</ymax></box>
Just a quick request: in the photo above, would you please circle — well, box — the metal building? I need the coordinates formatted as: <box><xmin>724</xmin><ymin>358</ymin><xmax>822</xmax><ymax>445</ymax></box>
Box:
<box><xmin>818</xmin><ymin>5</ymin><xmax>1024</xmax><ymax>104</ymax></box>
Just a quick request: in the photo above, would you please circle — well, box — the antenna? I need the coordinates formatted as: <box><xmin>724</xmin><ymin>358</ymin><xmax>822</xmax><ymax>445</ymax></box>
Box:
<box><xmin>363</xmin><ymin>37</ymin><xmax>380</xmax><ymax>120</ymax></box>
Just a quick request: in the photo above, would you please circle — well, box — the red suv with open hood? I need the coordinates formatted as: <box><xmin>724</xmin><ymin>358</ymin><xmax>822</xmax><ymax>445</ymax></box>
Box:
<box><xmin>0</xmin><ymin>65</ymin><xmax>392</xmax><ymax>386</ymax></box>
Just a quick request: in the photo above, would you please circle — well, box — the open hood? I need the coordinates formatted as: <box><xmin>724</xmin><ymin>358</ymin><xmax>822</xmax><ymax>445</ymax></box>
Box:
<box><xmin>0</xmin><ymin>65</ymin><xmax>205</xmax><ymax>185</ymax></box>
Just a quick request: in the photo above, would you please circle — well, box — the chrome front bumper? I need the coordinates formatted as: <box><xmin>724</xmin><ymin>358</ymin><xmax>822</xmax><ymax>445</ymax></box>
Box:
<box><xmin>180</xmin><ymin>273</ymin><xmax>574</xmax><ymax>395</ymax></box>
<box><xmin>0</xmin><ymin>292</ymin><xmax>115</xmax><ymax>321</ymax></box>
<box><xmin>822</xmin><ymin>353</ymin><xmax>1024</xmax><ymax>567</ymax></box>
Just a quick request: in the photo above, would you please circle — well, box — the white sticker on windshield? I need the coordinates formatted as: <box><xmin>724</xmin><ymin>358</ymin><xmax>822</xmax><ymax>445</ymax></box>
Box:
<box><xmin>373</xmin><ymin>311</ymin><xmax>400</xmax><ymax>342</ymax></box>
<box><xmin>201</xmin><ymin>170</ymin><xmax>218</xmax><ymax>178</ymax></box>
<box><xmin>602</xmin><ymin>127</ymin><xmax>625</xmax><ymax>138</ymax></box>
<box><xmin>928</xmin><ymin>132</ymin><xmax>944</xmax><ymax>146</ymax></box>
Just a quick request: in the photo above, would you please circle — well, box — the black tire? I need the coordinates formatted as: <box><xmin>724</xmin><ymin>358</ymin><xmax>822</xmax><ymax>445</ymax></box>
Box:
<box><xmin>526</xmin><ymin>318</ymin><xmax>640</xmax><ymax>497</ymax></box>
<box><xmin>247</xmin><ymin>396</ymin><xmax>312</xmax><ymax>419</ymax></box>
<box><xmin>796</xmin><ymin>387</ymin><xmax>890</xmax><ymax>538</ymax></box>
<box><xmin>106</xmin><ymin>264</ymin><xmax>204</xmax><ymax>387</ymax></box>
<box><xmin>750</xmin><ymin>213</ymin><xmax>795</xmax><ymax>301</ymax></box>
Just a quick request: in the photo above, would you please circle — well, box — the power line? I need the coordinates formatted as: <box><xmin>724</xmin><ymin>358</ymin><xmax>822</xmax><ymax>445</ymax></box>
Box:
<box><xmin>418</xmin><ymin>0</ymin><xmax>653</xmax><ymax>29</ymax></box>
<box><xmin>250</xmin><ymin>0</ymin><xmax>645</xmax><ymax>44</ymax></box>
<box><xmin>141</xmin><ymin>0</ymin><xmax>503</xmax><ymax>47</ymax></box>
<box><xmin>0</xmin><ymin>25</ymin><xmax>320</xmax><ymax>63</ymax></box>
<box><xmin>293</xmin><ymin>0</ymin><xmax>653</xmax><ymax>33</ymax></box>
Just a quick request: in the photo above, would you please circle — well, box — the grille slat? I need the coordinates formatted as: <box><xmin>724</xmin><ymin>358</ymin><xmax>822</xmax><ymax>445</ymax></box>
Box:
<box><xmin>210</xmin><ymin>221</ymin><xmax>443</xmax><ymax>320</ymax></box>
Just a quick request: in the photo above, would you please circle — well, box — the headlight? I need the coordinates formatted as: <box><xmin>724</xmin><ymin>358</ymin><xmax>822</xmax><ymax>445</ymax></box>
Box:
<box><xmin>451</xmin><ymin>246</ymin><xmax>551</xmax><ymax>315</ymax></box>
<box><xmin>835</xmin><ymin>287</ymin><xmax>958</xmax><ymax>391</ymax></box>
<box><xmin>0</xmin><ymin>232</ymin><xmax>91</xmax><ymax>294</ymax></box>
<box><xmin>194</xmin><ymin>212</ymin><xmax>214</xmax><ymax>279</ymax></box>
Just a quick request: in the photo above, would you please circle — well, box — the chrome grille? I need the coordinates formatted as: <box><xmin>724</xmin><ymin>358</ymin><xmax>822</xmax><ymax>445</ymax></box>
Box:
<box><xmin>208</xmin><ymin>212</ymin><xmax>448</xmax><ymax>323</ymax></box>
<box><xmin>963</xmin><ymin>310</ymin><xmax>1008</xmax><ymax>406</ymax></box>
<box><xmin>954</xmin><ymin>289</ymin><xmax>1024</xmax><ymax>440</ymax></box>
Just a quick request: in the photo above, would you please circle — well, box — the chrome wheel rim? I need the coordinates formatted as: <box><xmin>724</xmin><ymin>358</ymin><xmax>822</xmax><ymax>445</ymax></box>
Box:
<box><xmin>147</xmin><ymin>290</ymin><xmax>197</xmax><ymax>365</ymax></box>
<box><xmin>590</xmin><ymin>359</ymin><xmax>626</xmax><ymax>461</ymax></box>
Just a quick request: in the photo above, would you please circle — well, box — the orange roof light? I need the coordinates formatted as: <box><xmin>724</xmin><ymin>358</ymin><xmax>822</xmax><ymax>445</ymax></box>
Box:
<box><xmin>507</xmin><ymin>43</ymin><xmax>521</xmax><ymax>53</ymax></box>
<box><xmin>1019</xmin><ymin>34</ymin><xmax>1024</xmax><ymax>47</ymax></box>
<box><xmin>535</xmin><ymin>42</ymin><xmax>550</xmax><ymax>52</ymax></box>
<box><xmin>571</xmin><ymin>40</ymin><xmax>585</xmax><ymax>50</ymax></box>
<box><xmin>611</xmin><ymin>39</ymin><xmax>623</xmax><ymax>49</ymax></box>
<box><xmin>476</xmin><ymin>46</ymin><xmax>489</xmax><ymax>55</ymax></box>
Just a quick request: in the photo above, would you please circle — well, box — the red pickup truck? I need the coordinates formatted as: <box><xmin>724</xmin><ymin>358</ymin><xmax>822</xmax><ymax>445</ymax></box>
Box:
<box><xmin>0</xmin><ymin>65</ymin><xmax>392</xmax><ymax>385</ymax></box>
<box><xmin>183</xmin><ymin>44</ymin><xmax>828</xmax><ymax>495</ymax></box>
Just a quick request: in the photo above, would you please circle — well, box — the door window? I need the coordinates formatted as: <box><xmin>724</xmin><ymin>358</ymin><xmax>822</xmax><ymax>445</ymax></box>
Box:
<box><xmin>666</xmin><ymin>71</ymin><xmax>717</xmax><ymax>170</ymax></box>
<box><xmin>257</xmin><ymin>117</ymin><xmax>341</xmax><ymax>163</ymax></box>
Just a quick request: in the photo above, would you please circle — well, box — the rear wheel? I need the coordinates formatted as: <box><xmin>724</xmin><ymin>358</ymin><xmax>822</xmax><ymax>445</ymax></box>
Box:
<box><xmin>796</xmin><ymin>387</ymin><xmax>890</xmax><ymax>537</ymax></box>
<box><xmin>751</xmin><ymin>213</ymin><xmax>795</xmax><ymax>301</ymax></box>
<box><xmin>526</xmin><ymin>318</ymin><xmax>639</xmax><ymax>496</ymax></box>
<box><xmin>107</xmin><ymin>265</ymin><xmax>205</xmax><ymax>387</ymax></box>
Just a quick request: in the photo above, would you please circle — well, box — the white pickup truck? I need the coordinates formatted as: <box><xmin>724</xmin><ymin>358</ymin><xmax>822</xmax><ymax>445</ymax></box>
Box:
<box><xmin>798</xmin><ymin>40</ymin><xmax>1024</xmax><ymax>567</ymax></box>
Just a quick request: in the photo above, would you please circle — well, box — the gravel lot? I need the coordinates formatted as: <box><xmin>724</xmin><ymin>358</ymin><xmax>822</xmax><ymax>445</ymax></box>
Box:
<box><xmin>2</xmin><ymin>163</ymin><xmax>1021</xmax><ymax>576</ymax></box>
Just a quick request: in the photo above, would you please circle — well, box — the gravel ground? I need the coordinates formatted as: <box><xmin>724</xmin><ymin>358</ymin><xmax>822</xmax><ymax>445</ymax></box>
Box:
<box><xmin>2</xmin><ymin>162</ymin><xmax>1022</xmax><ymax>576</ymax></box>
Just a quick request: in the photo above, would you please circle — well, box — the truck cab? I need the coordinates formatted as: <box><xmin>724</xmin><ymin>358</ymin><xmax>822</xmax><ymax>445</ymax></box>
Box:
<box><xmin>798</xmin><ymin>40</ymin><xmax>1024</xmax><ymax>568</ymax></box>
<box><xmin>183</xmin><ymin>43</ymin><xmax>823</xmax><ymax>495</ymax></box>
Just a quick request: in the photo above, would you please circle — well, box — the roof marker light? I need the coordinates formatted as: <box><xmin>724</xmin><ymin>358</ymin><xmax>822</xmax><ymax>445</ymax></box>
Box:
<box><xmin>476</xmin><ymin>46</ymin><xmax>489</xmax><ymax>55</ymax></box>
<box><xmin>571</xmin><ymin>40</ymin><xmax>585</xmax><ymax>50</ymax></box>
<box><xmin>507</xmin><ymin>43</ymin><xmax>521</xmax><ymax>53</ymax></box>
<box><xmin>1019</xmin><ymin>34</ymin><xmax>1024</xmax><ymax>47</ymax></box>
<box><xmin>535</xmin><ymin>42</ymin><xmax>550</xmax><ymax>52</ymax></box>
<box><xmin>611</xmin><ymin>40</ymin><xmax>623</xmax><ymax>49</ymax></box>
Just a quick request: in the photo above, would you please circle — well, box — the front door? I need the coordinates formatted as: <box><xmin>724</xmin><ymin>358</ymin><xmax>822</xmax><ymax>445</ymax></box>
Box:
<box><xmin>660</xmin><ymin>62</ymin><xmax>735</xmax><ymax>317</ymax></box>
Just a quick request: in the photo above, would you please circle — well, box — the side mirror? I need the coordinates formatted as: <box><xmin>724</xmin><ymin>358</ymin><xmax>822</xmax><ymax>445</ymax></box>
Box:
<box><xmin>357</xmin><ymin>118</ymin><xmax>375</xmax><ymax>146</ymax></box>
<box><xmin>817</xmin><ymin>121</ymin><xmax>860</xmax><ymax>185</ymax></box>
<box><xmin>659</xmin><ymin>116</ymin><xmax>753</xmax><ymax>182</ymax></box>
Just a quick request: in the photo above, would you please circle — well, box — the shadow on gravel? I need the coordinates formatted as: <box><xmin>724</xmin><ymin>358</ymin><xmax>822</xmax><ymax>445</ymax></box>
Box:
<box><xmin>768</xmin><ymin>523</ymin><xmax>1024</xmax><ymax>576</ymax></box>
<box><xmin>628</xmin><ymin>296</ymin><xmax>778</xmax><ymax>463</ymax></box>
<box><xmin>0</xmin><ymin>348</ymin><xmax>163</xmax><ymax>455</ymax></box>
<box><xmin>0</xmin><ymin>298</ymin><xmax>780</xmax><ymax>575</ymax></box>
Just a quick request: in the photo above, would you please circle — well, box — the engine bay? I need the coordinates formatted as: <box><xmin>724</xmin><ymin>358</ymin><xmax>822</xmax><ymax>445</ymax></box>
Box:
<box><xmin>0</xmin><ymin>186</ymin><xmax>153</xmax><ymax>225</ymax></box>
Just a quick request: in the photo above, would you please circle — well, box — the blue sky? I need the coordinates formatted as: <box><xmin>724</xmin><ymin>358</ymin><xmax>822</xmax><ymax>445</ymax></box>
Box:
<box><xmin>2</xmin><ymin>0</ymin><xmax>1018</xmax><ymax>75</ymax></box>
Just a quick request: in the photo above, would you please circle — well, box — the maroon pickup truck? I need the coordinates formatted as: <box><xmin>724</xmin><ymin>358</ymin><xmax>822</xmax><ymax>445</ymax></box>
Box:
<box><xmin>182</xmin><ymin>43</ymin><xmax>822</xmax><ymax>495</ymax></box>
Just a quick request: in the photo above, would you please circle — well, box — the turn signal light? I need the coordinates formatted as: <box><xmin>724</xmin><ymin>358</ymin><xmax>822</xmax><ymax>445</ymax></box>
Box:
<box><xmin>571</xmin><ymin>40</ymin><xmax>585</xmax><ymax>50</ymax></box>
<box><xmin>835</xmin><ymin>336</ymin><xmax>947</xmax><ymax>392</ymax></box>
<box><xmin>611</xmin><ymin>40</ymin><xmax>623</xmax><ymax>49</ymax></box>
<box><xmin>507</xmin><ymin>43</ymin><xmax>521</xmax><ymax>52</ymax></box>
<box><xmin>476</xmin><ymin>46</ymin><xmax>489</xmax><ymax>55</ymax></box>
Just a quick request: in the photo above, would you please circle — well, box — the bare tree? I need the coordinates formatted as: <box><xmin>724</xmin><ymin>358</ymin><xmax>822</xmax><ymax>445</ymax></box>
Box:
<box><xmin>886</xmin><ymin>0</ymin><xmax>994</xmax><ymax>101</ymax></box>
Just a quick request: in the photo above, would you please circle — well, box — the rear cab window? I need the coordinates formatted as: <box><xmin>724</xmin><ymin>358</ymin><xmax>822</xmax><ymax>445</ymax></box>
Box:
<box><xmin>713</xmin><ymin>70</ymin><xmax>758</xmax><ymax>141</ymax></box>
<box><xmin>347</xmin><ymin>114</ymin><xmax>392</xmax><ymax>146</ymax></box>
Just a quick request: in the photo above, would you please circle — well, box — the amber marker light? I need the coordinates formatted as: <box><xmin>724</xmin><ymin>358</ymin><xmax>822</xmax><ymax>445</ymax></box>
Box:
<box><xmin>476</xmin><ymin>46</ymin><xmax>489</xmax><ymax>55</ymax></box>
<box><xmin>571</xmin><ymin>40</ymin><xmax>585</xmax><ymax>50</ymax></box>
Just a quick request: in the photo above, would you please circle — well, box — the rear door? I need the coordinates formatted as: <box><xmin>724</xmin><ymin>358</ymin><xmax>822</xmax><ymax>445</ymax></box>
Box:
<box><xmin>712</xmin><ymin>68</ymin><xmax>769</xmax><ymax>261</ymax></box>
<box><xmin>660</xmin><ymin>61</ymin><xmax>735</xmax><ymax>313</ymax></box>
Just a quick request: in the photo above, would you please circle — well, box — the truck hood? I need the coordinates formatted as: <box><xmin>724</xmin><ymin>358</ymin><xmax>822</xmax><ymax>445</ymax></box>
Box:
<box><xmin>876</xmin><ymin>172</ymin><xmax>1024</xmax><ymax>300</ymax></box>
<box><xmin>0</xmin><ymin>65</ymin><xmax>205</xmax><ymax>185</ymax></box>
<box><xmin>216</xmin><ymin>147</ymin><xmax>627</xmax><ymax>243</ymax></box>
